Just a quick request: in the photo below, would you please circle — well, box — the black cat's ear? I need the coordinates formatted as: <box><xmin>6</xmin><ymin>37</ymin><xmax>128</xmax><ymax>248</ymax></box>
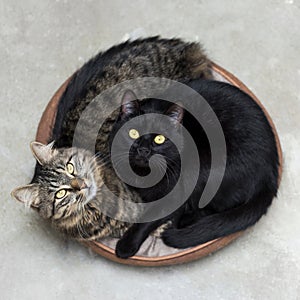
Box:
<box><xmin>120</xmin><ymin>90</ymin><xmax>139</xmax><ymax>118</ymax></box>
<box><xmin>165</xmin><ymin>103</ymin><xmax>184</xmax><ymax>126</ymax></box>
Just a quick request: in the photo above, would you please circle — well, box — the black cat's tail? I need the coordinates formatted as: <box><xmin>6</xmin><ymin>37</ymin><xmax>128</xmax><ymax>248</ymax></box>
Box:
<box><xmin>162</xmin><ymin>190</ymin><xmax>276</xmax><ymax>249</ymax></box>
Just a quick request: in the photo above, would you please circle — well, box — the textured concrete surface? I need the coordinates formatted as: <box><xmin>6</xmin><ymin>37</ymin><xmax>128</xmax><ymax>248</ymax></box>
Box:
<box><xmin>1</xmin><ymin>1</ymin><xmax>299</xmax><ymax>299</ymax></box>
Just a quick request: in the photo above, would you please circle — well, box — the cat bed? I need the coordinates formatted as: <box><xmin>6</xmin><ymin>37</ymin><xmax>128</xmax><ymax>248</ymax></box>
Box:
<box><xmin>36</xmin><ymin>62</ymin><xmax>282</xmax><ymax>266</ymax></box>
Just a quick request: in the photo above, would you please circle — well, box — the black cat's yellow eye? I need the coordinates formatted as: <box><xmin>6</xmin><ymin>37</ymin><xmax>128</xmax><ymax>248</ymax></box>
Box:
<box><xmin>129</xmin><ymin>129</ymin><xmax>140</xmax><ymax>139</ymax></box>
<box><xmin>66</xmin><ymin>162</ymin><xmax>74</xmax><ymax>175</ymax></box>
<box><xmin>154</xmin><ymin>135</ymin><xmax>166</xmax><ymax>144</ymax></box>
<box><xmin>55</xmin><ymin>189</ymin><xmax>67</xmax><ymax>199</ymax></box>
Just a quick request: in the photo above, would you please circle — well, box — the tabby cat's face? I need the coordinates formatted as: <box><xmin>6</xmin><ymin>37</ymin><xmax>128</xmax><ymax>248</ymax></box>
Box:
<box><xmin>12</xmin><ymin>142</ymin><xmax>98</xmax><ymax>220</ymax></box>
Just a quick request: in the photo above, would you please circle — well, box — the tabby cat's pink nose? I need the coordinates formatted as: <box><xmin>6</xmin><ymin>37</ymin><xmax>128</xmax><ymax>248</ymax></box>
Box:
<box><xmin>70</xmin><ymin>178</ymin><xmax>87</xmax><ymax>190</ymax></box>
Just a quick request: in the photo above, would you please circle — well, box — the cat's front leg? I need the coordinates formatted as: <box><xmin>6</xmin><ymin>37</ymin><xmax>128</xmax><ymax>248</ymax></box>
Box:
<box><xmin>115</xmin><ymin>220</ymin><xmax>165</xmax><ymax>259</ymax></box>
<box><xmin>115</xmin><ymin>207</ymin><xmax>185</xmax><ymax>258</ymax></box>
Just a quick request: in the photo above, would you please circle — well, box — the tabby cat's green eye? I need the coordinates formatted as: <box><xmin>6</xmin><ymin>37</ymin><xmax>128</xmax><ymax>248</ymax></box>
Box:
<box><xmin>55</xmin><ymin>189</ymin><xmax>67</xmax><ymax>199</ymax></box>
<box><xmin>129</xmin><ymin>129</ymin><xmax>140</xmax><ymax>139</ymax></box>
<box><xmin>154</xmin><ymin>135</ymin><xmax>166</xmax><ymax>144</ymax></box>
<box><xmin>66</xmin><ymin>162</ymin><xmax>74</xmax><ymax>175</ymax></box>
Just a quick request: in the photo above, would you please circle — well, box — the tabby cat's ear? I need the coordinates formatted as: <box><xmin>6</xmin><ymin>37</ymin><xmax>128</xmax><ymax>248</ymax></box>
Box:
<box><xmin>120</xmin><ymin>90</ymin><xmax>139</xmax><ymax>118</ymax></box>
<box><xmin>165</xmin><ymin>103</ymin><xmax>184</xmax><ymax>126</ymax></box>
<box><xmin>11</xmin><ymin>184</ymin><xmax>40</xmax><ymax>209</ymax></box>
<box><xmin>30</xmin><ymin>141</ymin><xmax>55</xmax><ymax>165</ymax></box>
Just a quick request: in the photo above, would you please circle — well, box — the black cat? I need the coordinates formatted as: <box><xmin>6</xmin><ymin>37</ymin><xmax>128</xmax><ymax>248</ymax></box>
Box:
<box><xmin>111</xmin><ymin>79</ymin><xmax>279</xmax><ymax>258</ymax></box>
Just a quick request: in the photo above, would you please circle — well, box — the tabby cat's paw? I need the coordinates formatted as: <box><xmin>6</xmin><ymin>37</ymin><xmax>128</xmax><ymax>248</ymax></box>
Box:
<box><xmin>115</xmin><ymin>239</ymin><xmax>139</xmax><ymax>259</ymax></box>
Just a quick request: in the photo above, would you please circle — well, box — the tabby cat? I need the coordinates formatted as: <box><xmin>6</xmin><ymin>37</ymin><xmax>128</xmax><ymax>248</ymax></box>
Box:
<box><xmin>11</xmin><ymin>37</ymin><xmax>212</xmax><ymax>255</ymax></box>
<box><xmin>12</xmin><ymin>142</ymin><xmax>140</xmax><ymax>240</ymax></box>
<box><xmin>53</xmin><ymin>36</ymin><xmax>211</xmax><ymax>154</ymax></box>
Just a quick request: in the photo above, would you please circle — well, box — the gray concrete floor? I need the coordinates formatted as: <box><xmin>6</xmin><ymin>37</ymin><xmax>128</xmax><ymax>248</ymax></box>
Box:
<box><xmin>1</xmin><ymin>1</ymin><xmax>300</xmax><ymax>299</ymax></box>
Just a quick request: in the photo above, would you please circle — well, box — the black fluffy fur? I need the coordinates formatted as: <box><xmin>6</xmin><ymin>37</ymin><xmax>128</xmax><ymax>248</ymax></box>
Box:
<box><xmin>162</xmin><ymin>80</ymin><xmax>278</xmax><ymax>248</ymax></box>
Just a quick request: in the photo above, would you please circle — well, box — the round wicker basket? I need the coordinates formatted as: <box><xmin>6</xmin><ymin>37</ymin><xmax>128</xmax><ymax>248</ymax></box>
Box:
<box><xmin>36</xmin><ymin>62</ymin><xmax>282</xmax><ymax>266</ymax></box>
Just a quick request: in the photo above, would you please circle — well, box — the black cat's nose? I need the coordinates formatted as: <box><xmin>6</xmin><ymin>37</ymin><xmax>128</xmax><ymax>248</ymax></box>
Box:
<box><xmin>137</xmin><ymin>147</ymin><xmax>151</xmax><ymax>158</ymax></box>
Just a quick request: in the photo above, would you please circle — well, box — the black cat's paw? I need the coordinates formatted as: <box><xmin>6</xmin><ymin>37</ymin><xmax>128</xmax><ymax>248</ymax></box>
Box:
<box><xmin>115</xmin><ymin>238</ymin><xmax>140</xmax><ymax>259</ymax></box>
<box><xmin>161</xmin><ymin>228</ymin><xmax>184</xmax><ymax>249</ymax></box>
